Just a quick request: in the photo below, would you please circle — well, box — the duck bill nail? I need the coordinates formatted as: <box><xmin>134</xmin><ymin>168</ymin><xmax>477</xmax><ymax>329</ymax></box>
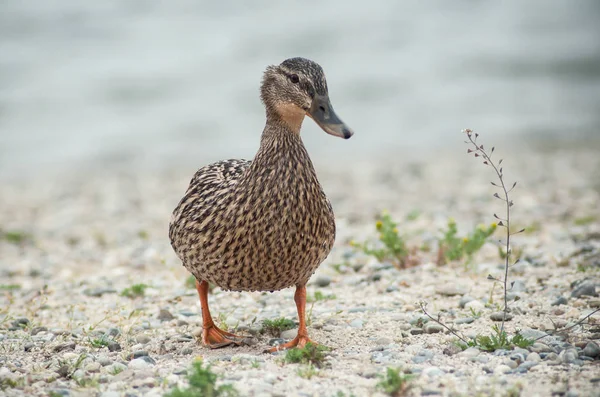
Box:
<box><xmin>309</xmin><ymin>96</ymin><xmax>354</xmax><ymax>139</ymax></box>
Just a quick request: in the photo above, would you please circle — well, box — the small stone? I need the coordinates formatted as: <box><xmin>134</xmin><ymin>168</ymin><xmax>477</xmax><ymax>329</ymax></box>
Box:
<box><xmin>443</xmin><ymin>344</ymin><xmax>463</xmax><ymax>356</ymax></box>
<box><xmin>503</xmin><ymin>359</ymin><xmax>518</xmax><ymax>369</ymax></box>
<box><xmin>589</xmin><ymin>299</ymin><xmax>600</xmax><ymax>308</ymax></box>
<box><xmin>135</xmin><ymin>335</ymin><xmax>151</xmax><ymax>344</ymax></box>
<box><xmin>459</xmin><ymin>295</ymin><xmax>475</xmax><ymax>308</ymax></box>
<box><xmin>181</xmin><ymin>347</ymin><xmax>193</xmax><ymax>355</ymax></box>
<box><xmin>268</xmin><ymin>338</ymin><xmax>284</xmax><ymax>346</ymax></box>
<box><xmin>423</xmin><ymin>367</ymin><xmax>445</xmax><ymax>378</ymax></box>
<box><xmin>131</xmin><ymin>350</ymin><xmax>149</xmax><ymax>359</ymax></box>
<box><xmin>140</xmin><ymin>356</ymin><xmax>156</xmax><ymax>365</ymax></box>
<box><xmin>583</xmin><ymin>342</ymin><xmax>600</xmax><ymax>358</ymax></box>
<box><xmin>157</xmin><ymin>309</ymin><xmax>175</xmax><ymax>322</ymax></box>
<box><xmin>409</xmin><ymin>328</ymin><xmax>424</xmax><ymax>335</ymax></box>
<box><xmin>85</xmin><ymin>362</ymin><xmax>101</xmax><ymax>372</ymax></box>
<box><xmin>98</xmin><ymin>357</ymin><xmax>113</xmax><ymax>366</ymax></box>
<box><xmin>518</xmin><ymin>361</ymin><xmax>538</xmax><ymax>372</ymax></box>
<box><xmin>24</xmin><ymin>343</ymin><xmax>34</xmax><ymax>352</ymax></box>
<box><xmin>458</xmin><ymin>348</ymin><xmax>480</xmax><ymax>359</ymax></box>
<box><xmin>511</xmin><ymin>280</ymin><xmax>527</xmax><ymax>292</ymax></box>
<box><xmin>105</xmin><ymin>328</ymin><xmax>121</xmax><ymax>337</ymax></box>
<box><xmin>83</xmin><ymin>287</ymin><xmax>116</xmax><ymax>297</ymax></box>
<box><xmin>571</xmin><ymin>282</ymin><xmax>597</xmax><ymax>298</ymax></box>
<box><xmin>12</xmin><ymin>318</ymin><xmax>30</xmax><ymax>328</ymax></box>
<box><xmin>490</xmin><ymin>312</ymin><xmax>513</xmax><ymax>321</ymax></box>
<box><xmin>177</xmin><ymin>320</ymin><xmax>188</xmax><ymax>326</ymax></box>
<box><xmin>455</xmin><ymin>317</ymin><xmax>475</xmax><ymax>325</ymax></box>
<box><xmin>314</xmin><ymin>276</ymin><xmax>331</xmax><ymax>288</ymax></box>
<box><xmin>526</xmin><ymin>352</ymin><xmax>541</xmax><ymax>362</ymax></box>
<box><xmin>349</xmin><ymin>319</ymin><xmax>364</xmax><ymax>329</ymax></box>
<box><xmin>551</xmin><ymin>296</ymin><xmax>568</xmax><ymax>306</ymax></box>
<box><xmin>30</xmin><ymin>326</ymin><xmax>48</xmax><ymax>335</ymax></box>
<box><xmin>386</xmin><ymin>285</ymin><xmax>399</xmax><ymax>293</ymax></box>
<box><xmin>494</xmin><ymin>364</ymin><xmax>511</xmax><ymax>375</ymax></box>
<box><xmin>436</xmin><ymin>286</ymin><xmax>466</xmax><ymax>297</ymax></box>
<box><xmin>561</xmin><ymin>348</ymin><xmax>579</xmax><ymax>364</ymax></box>
<box><xmin>280</xmin><ymin>328</ymin><xmax>298</xmax><ymax>339</ymax></box>
<box><xmin>107</xmin><ymin>341</ymin><xmax>121</xmax><ymax>352</ymax></box>
<box><xmin>128</xmin><ymin>358</ymin><xmax>151</xmax><ymax>370</ymax></box>
<box><xmin>424</xmin><ymin>323</ymin><xmax>444</xmax><ymax>334</ymax></box>
<box><xmin>53</xmin><ymin>342</ymin><xmax>76</xmax><ymax>353</ymax></box>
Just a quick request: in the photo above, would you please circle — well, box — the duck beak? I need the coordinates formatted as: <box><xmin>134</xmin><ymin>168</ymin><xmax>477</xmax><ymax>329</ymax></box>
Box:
<box><xmin>307</xmin><ymin>95</ymin><xmax>354</xmax><ymax>139</ymax></box>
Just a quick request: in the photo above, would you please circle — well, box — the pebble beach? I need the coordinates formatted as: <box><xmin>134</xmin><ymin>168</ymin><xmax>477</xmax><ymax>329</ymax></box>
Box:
<box><xmin>1</xmin><ymin>140</ymin><xmax>599</xmax><ymax>397</ymax></box>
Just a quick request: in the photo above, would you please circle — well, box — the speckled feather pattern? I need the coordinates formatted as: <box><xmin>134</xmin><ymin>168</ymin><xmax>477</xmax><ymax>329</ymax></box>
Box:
<box><xmin>169</xmin><ymin>125</ymin><xmax>335</xmax><ymax>292</ymax></box>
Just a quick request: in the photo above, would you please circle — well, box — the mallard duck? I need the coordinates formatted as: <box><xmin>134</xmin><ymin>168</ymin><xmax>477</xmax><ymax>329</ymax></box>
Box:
<box><xmin>169</xmin><ymin>57</ymin><xmax>353</xmax><ymax>351</ymax></box>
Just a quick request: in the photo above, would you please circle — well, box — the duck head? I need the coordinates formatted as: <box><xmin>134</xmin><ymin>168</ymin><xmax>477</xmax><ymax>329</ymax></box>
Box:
<box><xmin>260</xmin><ymin>57</ymin><xmax>353</xmax><ymax>139</ymax></box>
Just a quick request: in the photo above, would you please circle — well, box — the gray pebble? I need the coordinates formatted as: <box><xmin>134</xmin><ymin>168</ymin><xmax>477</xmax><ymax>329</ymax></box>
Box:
<box><xmin>128</xmin><ymin>358</ymin><xmax>152</xmax><ymax>370</ymax></box>
<box><xmin>98</xmin><ymin>357</ymin><xmax>113</xmax><ymax>367</ymax></box>
<box><xmin>410</xmin><ymin>328</ymin><xmax>424</xmax><ymax>335</ymax></box>
<box><xmin>135</xmin><ymin>335</ymin><xmax>151</xmax><ymax>344</ymax></box>
<box><xmin>349</xmin><ymin>319</ymin><xmax>364</xmax><ymax>329</ymax></box>
<box><xmin>48</xmin><ymin>389</ymin><xmax>70</xmax><ymax>397</ymax></box>
<box><xmin>436</xmin><ymin>286</ymin><xmax>466</xmax><ymax>297</ymax></box>
<box><xmin>107</xmin><ymin>341</ymin><xmax>121</xmax><ymax>352</ymax></box>
<box><xmin>583</xmin><ymin>341</ymin><xmax>600</xmax><ymax>358</ymax></box>
<box><xmin>518</xmin><ymin>361</ymin><xmax>538</xmax><ymax>371</ymax></box>
<box><xmin>268</xmin><ymin>338</ymin><xmax>284</xmax><ymax>346</ymax></box>
<box><xmin>157</xmin><ymin>309</ymin><xmax>175</xmax><ymax>322</ymax></box>
<box><xmin>12</xmin><ymin>318</ymin><xmax>30</xmax><ymax>328</ymax></box>
<box><xmin>30</xmin><ymin>326</ymin><xmax>48</xmax><ymax>335</ymax></box>
<box><xmin>489</xmin><ymin>312</ymin><xmax>513</xmax><ymax>321</ymax></box>
<box><xmin>83</xmin><ymin>287</ymin><xmax>116</xmax><ymax>297</ymax></box>
<box><xmin>511</xmin><ymin>280</ymin><xmax>527</xmax><ymax>292</ymax></box>
<box><xmin>131</xmin><ymin>350</ymin><xmax>149</xmax><ymax>359</ymax></box>
<box><xmin>280</xmin><ymin>328</ymin><xmax>298</xmax><ymax>339</ymax></box>
<box><xmin>457</xmin><ymin>347</ymin><xmax>480</xmax><ymax>359</ymax></box>
<box><xmin>423</xmin><ymin>367</ymin><xmax>445</xmax><ymax>378</ymax></box>
<box><xmin>140</xmin><ymin>356</ymin><xmax>156</xmax><ymax>365</ymax></box>
<box><xmin>455</xmin><ymin>317</ymin><xmax>475</xmax><ymax>325</ymax></box>
<box><xmin>181</xmin><ymin>347</ymin><xmax>193</xmax><ymax>355</ymax></box>
<box><xmin>105</xmin><ymin>328</ymin><xmax>121</xmax><ymax>337</ymax></box>
<box><xmin>24</xmin><ymin>342</ymin><xmax>34</xmax><ymax>352</ymax></box>
<box><xmin>551</xmin><ymin>296</ymin><xmax>568</xmax><ymax>306</ymax></box>
<box><xmin>442</xmin><ymin>344</ymin><xmax>463</xmax><ymax>356</ymax></box>
<box><xmin>386</xmin><ymin>285</ymin><xmax>399</xmax><ymax>293</ymax></box>
<box><xmin>571</xmin><ymin>282</ymin><xmax>597</xmax><ymax>298</ymax></box>
<box><xmin>424</xmin><ymin>323</ymin><xmax>444</xmax><ymax>334</ymax></box>
<box><xmin>561</xmin><ymin>348</ymin><xmax>579</xmax><ymax>364</ymax></box>
<box><xmin>314</xmin><ymin>275</ymin><xmax>331</xmax><ymax>288</ymax></box>
<box><xmin>529</xmin><ymin>342</ymin><xmax>553</xmax><ymax>353</ymax></box>
<box><xmin>526</xmin><ymin>352</ymin><xmax>541</xmax><ymax>362</ymax></box>
<box><xmin>53</xmin><ymin>342</ymin><xmax>76</xmax><ymax>353</ymax></box>
<box><xmin>375</xmin><ymin>337</ymin><xmax>392</xmax><ymax>345</ymax></box>
<box><xmin>459</xmin><ymin>295</ymin><xmax>475</xmax><ymax>308</ymax></box>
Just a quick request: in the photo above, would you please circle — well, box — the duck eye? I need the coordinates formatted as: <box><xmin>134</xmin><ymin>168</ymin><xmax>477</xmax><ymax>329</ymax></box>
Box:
<box><xmin>289</xmin><ymin>74</ymin><xmax>299</xmax><ymax>84</ymax></box>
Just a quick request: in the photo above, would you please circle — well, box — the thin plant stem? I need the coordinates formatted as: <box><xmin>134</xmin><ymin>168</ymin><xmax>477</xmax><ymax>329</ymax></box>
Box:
<box><xmin>535</xmin><ymin>308</ymin><xmax>600</xmax><ymax>341</ymax></box>
<box><xmin>419</xmin><ymin>302</ymin><xmax>469</xmax><ymax>345</ymax></box>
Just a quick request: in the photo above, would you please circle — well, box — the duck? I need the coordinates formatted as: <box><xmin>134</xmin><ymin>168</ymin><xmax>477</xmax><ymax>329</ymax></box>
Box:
<box><xmin>169</xmin><ymin>57</ymin><xmax>353</xmax><ymax>352</ymax></box>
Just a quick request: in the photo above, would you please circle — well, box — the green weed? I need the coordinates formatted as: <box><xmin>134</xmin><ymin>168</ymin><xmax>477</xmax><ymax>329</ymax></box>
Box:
<box><xmin>438</xmin><ymin>218</ymin><xmax>496</xmax><ymax>264</ymax></box>
<box><xmin>351</xmin><ymin>212</ymin><xmax>409</xmax><ymax>268</ymax></box>
<box><xmin>468</xmin><ymin>325</ymin><xmax>533</xmax><ymax>352</ymax></box>
<box><xmin>284</xmin><ymin>343</ymin><xmax>328</xmax><ymax>368</ymax></box>
<box><xmin>262</xmin><ymin>318</ymin><xmax>296</xmax><ymax>336</ymax></box>
<box><xmin>164</xmin><ymin>360</ymin><xmax>238</xmax><ymax>397</ymax></box>
<box><xmin>376</xmin><ymin>367</ymin><xmax>413</xmax><ymax>396</ymax></box>
<box><xmin>307</xmin><ymin>291</ymin><xmax>336</xmax><ymax>302</ymax></box>
<box><xmin>120</xmin><ymin>283</ymin><xmax>148</xmax><ymax>298</ymax></box>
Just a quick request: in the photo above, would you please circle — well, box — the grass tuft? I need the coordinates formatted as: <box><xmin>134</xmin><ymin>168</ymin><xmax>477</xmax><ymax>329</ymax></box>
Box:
<box><xmin>376</xmin><ymin>367</ymin><xmax>413</xmax><ymax>396</ymax></box>
<box><xmin>261</xmin><ymin>318</ymin><xmax>296</xmax><ymax>336</ymax></box>
<box><xmin>284</xmin><ymin>342</ymin><xmax>328</xmax><ymax>368</ymax></box>
<box><xmin>164</xmin><ymin>360</ymin><xmax>238</xmax><ymax>397</ymax></box>
<box><xmin>120</xmin><ymin>283</ymin><xmax>148</xmax><ymax>298</ymax></box>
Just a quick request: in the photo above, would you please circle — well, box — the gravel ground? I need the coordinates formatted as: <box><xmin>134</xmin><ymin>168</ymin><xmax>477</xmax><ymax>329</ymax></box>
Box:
<box><xmin>1</xmin><ymin>143</ymin><xmax>599</xmax><ymax>397</ymax></box>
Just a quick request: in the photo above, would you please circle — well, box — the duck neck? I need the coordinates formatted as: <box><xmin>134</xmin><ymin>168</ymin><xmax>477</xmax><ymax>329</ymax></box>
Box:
<box><xmin>253</xmin><ymin>111</ymin><xmax>313</xmax><ymax>170</ymax></box>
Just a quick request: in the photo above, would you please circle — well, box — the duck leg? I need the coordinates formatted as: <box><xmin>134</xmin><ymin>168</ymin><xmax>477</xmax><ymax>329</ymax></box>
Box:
<box><xmin>195</xmin><ymin>280</ymin><xmax>246</xmax><ymax>348</ymax></box>
<box><xmin>267</xmin><ymin>285</ymin><xmax>315</xmax><ymax>352</ymax></box>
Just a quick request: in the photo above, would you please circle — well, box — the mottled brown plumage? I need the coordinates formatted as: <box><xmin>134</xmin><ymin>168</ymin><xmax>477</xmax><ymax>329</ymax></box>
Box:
<box><xmin>169</xmin><ymin>57</ymin><xmax>353</xmax><ymax>350</ymax></box>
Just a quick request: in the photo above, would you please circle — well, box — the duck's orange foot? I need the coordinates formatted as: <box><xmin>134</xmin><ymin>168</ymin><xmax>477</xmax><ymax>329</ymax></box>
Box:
<box><xmin>265</xmin><ymin>334</ymin><xmax>315</xmax><ymax>353</ymax></box>
<box><xmin>203</xmin><ymin>325</ymin><xmax>247</xmax><ymax>349</ymax></box>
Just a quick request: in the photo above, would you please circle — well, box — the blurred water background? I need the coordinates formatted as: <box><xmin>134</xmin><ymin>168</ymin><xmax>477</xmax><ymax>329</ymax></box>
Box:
<box><xmin>1</xmin><ymin>0</ymin><xmax>599</xmax><ymax>175</ymax></box>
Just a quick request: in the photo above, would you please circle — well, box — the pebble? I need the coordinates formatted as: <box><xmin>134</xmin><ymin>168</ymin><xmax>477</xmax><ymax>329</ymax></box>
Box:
<box><xmin>30</xmin><ymin>326</ymin><xmax>48</xmax><ymax>335</ymax></box>
<box><xmin>458</xmin><ymin>348</ymin><xmax>480</xmax><ymax>359</ymax></box>
<box><xmin>526</xmin><ymin>352</ymin><xmax>541</xmax><ymax>362</ymax></box>
<box><xmin>560</xmin><ymin>348</ymin><xmax>579</xmax><ymax>364</ymax></box>
<box><xmin>98</xmin><ymin>357</ymin><xmax>113</xmax><ymax>367</ymax></box>
<box><xmin>423</xmin><ymin>367</ymin><xmax>445</xmax><ymax>378</ymax></box>
<box><xmin>459</xmin><ymin>295</ymin><xmax>475</xmax><ymax>308</ymax></box>
<box><xmin>128</xmin><ymin>358</ymin><xmax>152</xmax><ymax>370</ymax></box>
<box><xmin>424</xmin><ymin>323</ymin><xmax>444</xmax><ymax>334</ymax></box>
<box><xmin>489</xmin><ymin>312</ymin><xmax>513</xmax><ymax>321</ymax></box>
<box><xmin>436</xmin><ymin>286</ymin><xmax>466</xmax><ymax>297</ymax></box>
<box><xmin>409</xmin><ymin>328</ymin><xmax>424</xmax><ymax>335</ymax></box>
<box><xmin>494</xmin><ymin>364</ymin><xmax>512</xmax><ymax>375</ymax></box>
<box><xmin>135</xmin><ymin>335</ymin><xmax>152</xmax><ymax>344</ymax></box>
<box><xmin>571</xmin><ymin>282</ymin><xmax>597</xmax><ymax>298</ymax></box>
<box><xmin>583</xmin><ymin>342</ymin><xmax>600</xmax><ymax>358</ymax></box>
<box><xmin>83</xmin><ymin>287</ymin><xmax>116</xmax><ymax>297</ymax></box>
<box><xmin>551</xmin><ymin>296</ymin><xmax>568</xmax><ymax>306</ymax></box>
<box><xmin>85</xmin><ymin>362</ymin><xmax>101</xmax><ymax>372</ymax></box>
<box><xmin>455</xmin><ymin>317</ymin><xmax>475</xmax><ymax>325</ymax></box>
<box><xmin>349</xmin><ymin>319</ymin><xmax>364</xmax><ymax>329</ymax></box>
<box><xmin>280</xmin><ymin>328</ymin><xmax>298</xmax><ymax>339</ymax></box>
<box><xmin>157</xmin><ymin>309</ymin><xmax>175</xmax><ymax>321</ymax></box>
<box><xmin>106</xmin><ymin>328</ymin><xmax>121</xmax><ymax>337</ymax></box>
<box><xmin>511</xmin><ymin>280</ymin><xmax>527</xmax><ymax>292</ymax></box>
<box><xmin>107</xmin><ymin>341</ymin><xmax>122</xmax><ymax>352</ymax></box>
<box><xmin>53</xmin><ymin>342</ymin><xmax>76</xmax><ymax>352</ymax></box>
<box><xmin>314</xmin><ymin>275</ymin><xmax>332</xmax><ymax>287</ymax></box>
<box><xmin>375</xmin><ymin>337</ymin><xmax>392</xmax><ymax>345</ymax></box>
